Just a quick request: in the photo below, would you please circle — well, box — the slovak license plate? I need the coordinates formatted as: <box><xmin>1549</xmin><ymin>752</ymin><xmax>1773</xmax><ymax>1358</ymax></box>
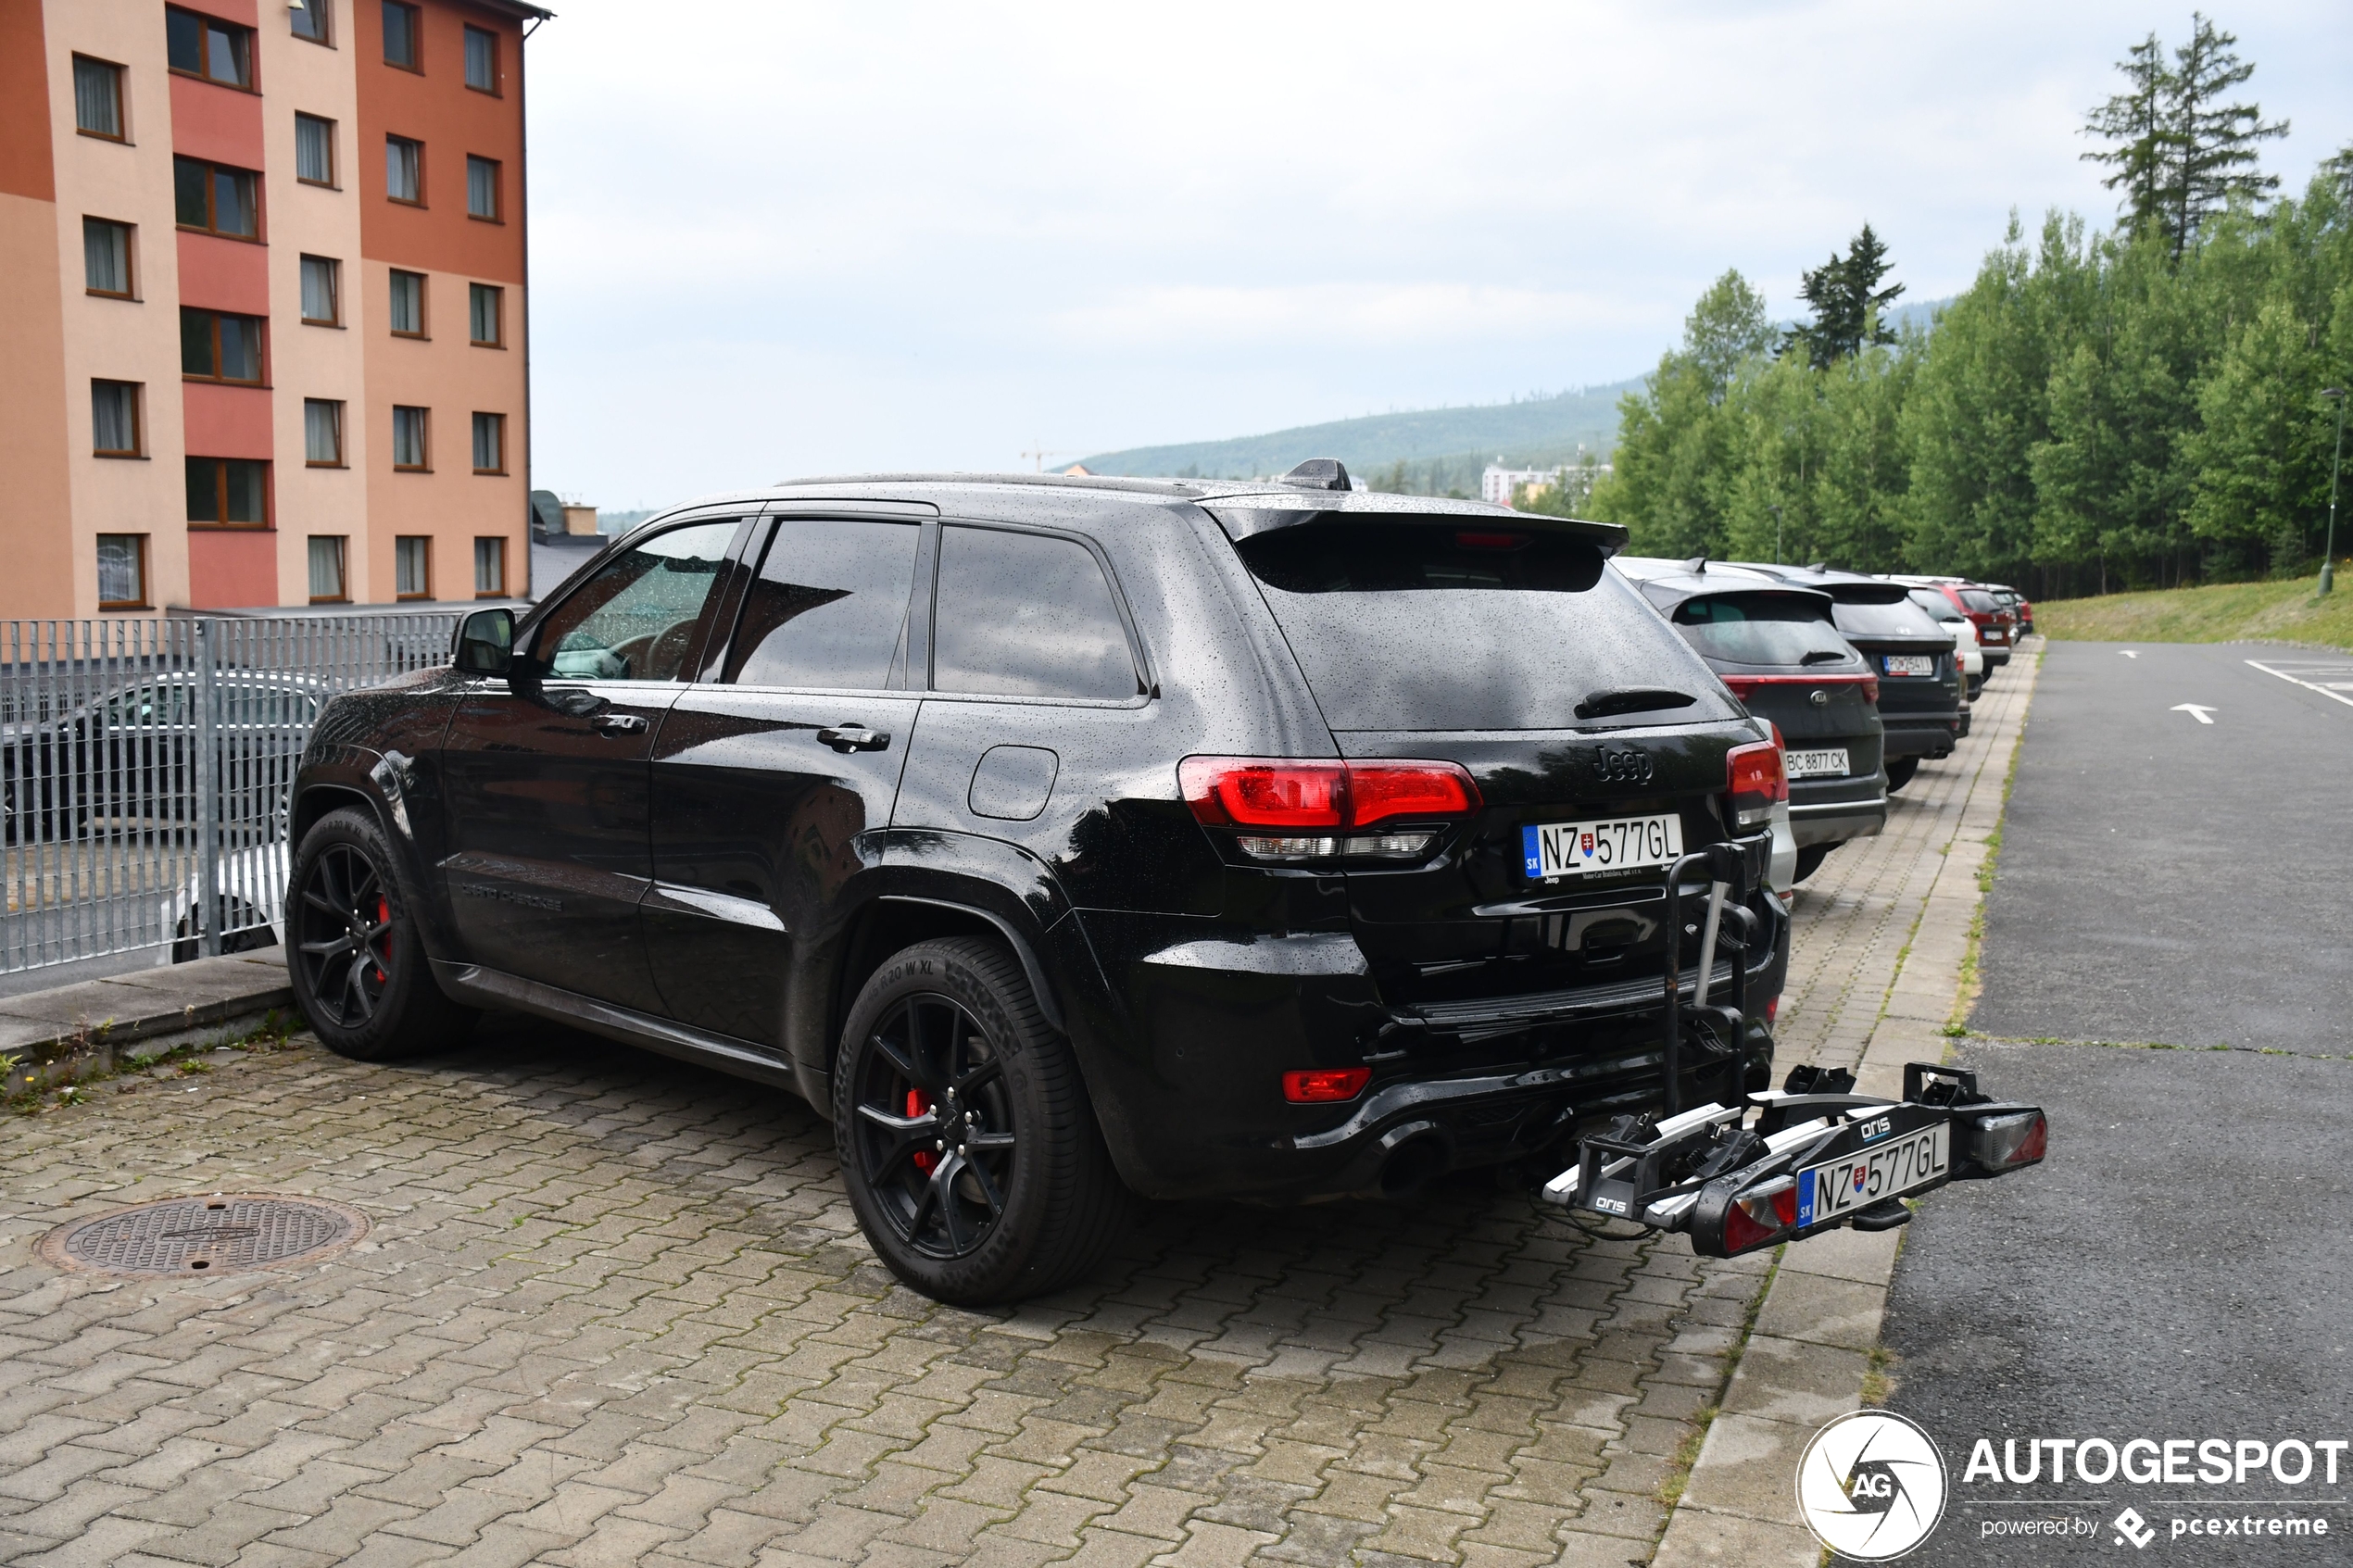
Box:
<box><xmin>1882</xmin><ymin>655</ymin><xmax>1934</xmax><ymax>678</ymax></box>
<box><xmin>1796</xmin><ymin>1123</ymin><xmax>1950</xmax><ymax>1226</ymax></box>
<box><xmin>1785</xmin><ymin>747</ymin><xmax>1848</xmax><ymax>778</ymax></box>
<box><xmin>1523</xmin><ymin>814</ymin><xmax>1683</xmax><ymax>879</ymax></box>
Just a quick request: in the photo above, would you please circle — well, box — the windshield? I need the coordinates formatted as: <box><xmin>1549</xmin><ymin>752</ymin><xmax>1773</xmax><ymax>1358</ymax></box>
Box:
<box><xmin>1666</xmin><ymin>593</ymin><xmax>1856</xmax><ymax>668</ymax></box>
<box><xmin>1235</xmin><ymin>524</ymin><xmax>1734</xmax><ymax>730</ymax></box>
<box><xmin>1832</xmin><ymin>597</ymin><xmax>1948</xmax><ymax>637</ymax></box>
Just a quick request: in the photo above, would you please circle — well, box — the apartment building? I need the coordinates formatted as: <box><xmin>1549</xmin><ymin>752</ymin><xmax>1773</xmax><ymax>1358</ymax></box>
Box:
<box><xmin>0</xmin><ymin>0</ymin><xmax>546</xmax><ymax>617</ymax></box>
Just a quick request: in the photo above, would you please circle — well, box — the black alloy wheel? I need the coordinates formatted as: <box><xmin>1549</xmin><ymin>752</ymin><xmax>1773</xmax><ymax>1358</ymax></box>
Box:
<box><xmin>849</xmin><ymin>994</ymin><xmax>1019</xmax><ymax>1260</ymax></box>
<box><xmin>296</xmin><ymin>845</ymin><xmax>393</xmax><ymax>1026</ymax></box>
<box><xmin>286</xmin><ymin>807</ymin><xmax>475</xmax><ymax>1060</ymax></box>
<box><xmin>833</xmin><ymin>937</ymin><xmax>1126</xmax><ymax>1305</ymax></box>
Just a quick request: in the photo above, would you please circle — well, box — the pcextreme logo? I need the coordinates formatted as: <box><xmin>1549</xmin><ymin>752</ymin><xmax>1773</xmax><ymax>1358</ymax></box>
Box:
<box><xmin>1796</xmin><ymin>1410</ymin><xmax>1950</xmax><ymax>1560</ymax></box>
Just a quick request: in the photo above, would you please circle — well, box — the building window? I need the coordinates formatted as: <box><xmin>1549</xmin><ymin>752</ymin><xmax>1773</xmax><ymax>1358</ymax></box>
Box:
<box><xmin>465</xmin><ymin>156</ymin><xmax>499</xmax><ymax>220</ymax></box>
<box><xmin>173</xmin><ymin>157</ymin><xmax>258</xmax><ymax>240</ymax></box>
<box><xmin>385</xmin><ymin>135</ymin><xmax>422</xmax><ymax>204</ymax></box>
<box><xmin>296</xmin><ymin>113</ymin><xmax>335</xmax><ymax>184</ymax></box>
<box><xmin>97</xmin><ymin>535</ymin><xmax>149</xmax><ymax>610</ymax></box>
<box><xmin>300</xmin><ymin>256</ymin><xmax>340</xmax><ymax>325</ymax></box>
<box><xmin>186</xmin><ymin>458</ymin><xmax>269</xmax><ymax>526</ymax></box>
<box><xmin>83</xmin><ymin>219</ymin><xmax>133</xmax><ymax>297</ymax></box>
<box><xmin>180</xmin><ymin>308</ymin><xmax>265</xmax><ymax>383</ymax></box>
<box><xmin>396</xmin><ymin>535</ymin><xmax>431</xmax><ymax>598</ymax></box>
<box><xmin>469</xmin><ymin>282</ymin><xmax>502</xmax><ymax>346</ymax></box>
<box><xmin>382</xmin><ymin>2</ymin><xmax>420</xmax><ymax>69</ymax></box>
<box><xmin>308</xmin><ymin>536</ymin><xmax>348</xmax><ymax>601</ymax></box>
<box><xmin>73</xmin><ymin>56</ymin><xmax>125</xmax><ymax>140</ymax></box>
<box><xmin>393</xmin><ymin>406</ymin><xmax>429</xmax><ymax>470</ymax></box>
<box><xmin>166</xmin><ymin>7</ymin><xmax>254</xmax><ymax>91</ymax></box>
<box><xmin>291</xmin><ymin>0</ymin><xmax>332</xmax><ymax>45</ymax></box>
<box><xmin>93</xmin><ymin>382</ymin><xmax>143</xmax><ymax>457</ymax></box>
<box><xmin>388</xmin><ymin>269</ymin><xmax>424</xmax><ymax>335</ymax></box>
<box><xmin>474</xmin><ymin>536</ymin><xmax>506</xmax><ymax>596</ymax></box>
<box><xmin>305</xmin><ymin>399</ymin><xmax>344</xmax><ymax>465</ymax></box>
<box><xmin>463</xmin><ymin>24</ymin><xmax>497</xmax><ymax>92</ymax></box>
<box><xmin>472</xmin><ymin>412</ymin><xmax>505</xmax><ymax>474</ymax></box>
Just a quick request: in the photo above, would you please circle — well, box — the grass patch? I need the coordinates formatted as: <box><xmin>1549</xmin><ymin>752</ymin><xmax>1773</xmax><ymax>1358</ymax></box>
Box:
<box><xmin>2038</xmin><ymin>576</ymin><xmax>2353</xmax><ymax>649</ymax></box>
<box><xmin>1658</xmin><ymin>1406</ymin><xmax>1718</xmax><ymax>1510</ymax></box>
<box><xmin>1861</xmin><ymin>1345</ymin><xmax>1898</xmax><ymax>1407</ymax></box>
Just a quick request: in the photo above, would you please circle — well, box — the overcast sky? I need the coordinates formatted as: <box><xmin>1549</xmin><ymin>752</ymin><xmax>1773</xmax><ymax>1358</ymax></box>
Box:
<box><xmin>520</xmin><ymin>2</ymin><xmax>2353</xmax><ymax>509</ymax></box>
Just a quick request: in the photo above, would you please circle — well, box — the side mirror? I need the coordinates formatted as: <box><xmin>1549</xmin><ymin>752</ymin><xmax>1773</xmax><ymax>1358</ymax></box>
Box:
<box><xmin>453</xmin><ymin>608</ymin><xmax>515</xmax><ymax>675</ymax></box>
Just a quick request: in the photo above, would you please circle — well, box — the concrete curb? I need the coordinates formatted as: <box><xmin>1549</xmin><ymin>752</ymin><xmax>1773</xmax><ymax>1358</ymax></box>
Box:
<box><xmin>0</xmin><ymin>948</ymin><xmax>293</xmax><ymax>1094</ymax></box>
<box><xmin>1653</xmin><ymin>644</ymin><xmax>2045</xmax><ymax>1566</ymax></box>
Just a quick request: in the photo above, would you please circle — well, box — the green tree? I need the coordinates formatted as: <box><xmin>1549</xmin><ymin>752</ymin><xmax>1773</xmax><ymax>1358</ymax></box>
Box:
<box><xmin>2183</xmin><ymin>296</ymin><xmax>2336</xmax><ymax>572</ymax></box>
<box><xmin>2082</xmin><ymin>14</ymin><xmax>2287</xmax><ymax>260</ymax></box>
<box><xmin>2082</xmin><ymin>32</ymin><xmax>2172</xmax><ymax>239</ymax></box>
<box><xmin>1788</xmin><ymin>224</ymin><xmax>1905</xmax><ymax>369</ymax></box>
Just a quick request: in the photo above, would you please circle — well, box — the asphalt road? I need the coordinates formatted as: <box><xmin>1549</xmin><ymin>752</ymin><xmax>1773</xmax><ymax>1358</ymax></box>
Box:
<box><xmin>1970</xmin><ymin>641</ymin><xmax>2353</xmax><ymax>1051</ymax></box>
<box><xmin>1881</xmin><ymin>641</ymin><xmax>2353</xmax><ymax>1564</ymax></box>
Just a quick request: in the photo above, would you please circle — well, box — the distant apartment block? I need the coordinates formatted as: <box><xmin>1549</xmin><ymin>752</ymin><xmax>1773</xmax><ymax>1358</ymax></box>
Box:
<box><xmin>0</xmin><ymin>0</ymin><xmax>547</xmax><ymax>616</ymax></box>
<box><xmin>1480</xmin><ymin>462</ymin><xmax>1612</xmax><ymax>508</ymax></box>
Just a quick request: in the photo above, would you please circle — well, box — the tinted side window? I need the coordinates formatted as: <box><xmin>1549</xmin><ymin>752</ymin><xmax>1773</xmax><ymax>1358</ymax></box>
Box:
<box><xmin>535</xmin><ymin>521</ymin><xmax>738</xmax><ymax>681</ymax></box>
<box><xmin>932</xmin><ymin>527</ymin><xmax>1136</xmax><ymax>700</ymax></box>
<box><xmin>723</xmin><ymin>517</ymin><xmax>918</xmax><ymax>689</ymax></box>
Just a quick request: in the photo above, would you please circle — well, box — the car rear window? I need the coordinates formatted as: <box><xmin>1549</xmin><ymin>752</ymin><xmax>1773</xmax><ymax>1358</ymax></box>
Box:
<box><xmin>1233</xmin><ymin>523</ymin><xmax>1730</xmax><ymax>731</ymax></box>
<box><xmin>1908</xmin><ymin>588</ymin><xmax>1965</xmax><ymax>621</ymax></box>
<box><xmin>1959</xmin><ymin>589</ymin><xmax>2001</xmax><ymax>612</ymax></box>
<box><xmin>1667</xmin><ymin>593</ymin><xmax>1854</xmax><ymax>668</ymax></box>
<box><xmin>1831</xmin><ymin>597</ymin><xmax>1946</xmax><ymax>637</ymax></box>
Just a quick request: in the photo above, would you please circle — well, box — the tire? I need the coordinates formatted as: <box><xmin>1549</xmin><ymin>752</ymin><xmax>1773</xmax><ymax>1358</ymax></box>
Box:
<box><xmin>287</xmin><ymin>807</ymin><xmax>475</xmax><ymax>1060</ymax></box>
<box><xmin>1793</xmin><ymin>844</ymin><xmax>1835</xmax><ymax>884</ymax></box>
<box><xmin>1967</xmin><ymin>674</ymin><xmax>1985</xmax><ymax>699</ymax></box>
<box><xmin>834</xmin><ymin>936</ymin><xmax>1127</xmax><ymax>1305</ymax></box>
<box><xmin>1883</xmin><ymin>757</ymin><xmax>1919</xmax><ymax>793</ymax></box>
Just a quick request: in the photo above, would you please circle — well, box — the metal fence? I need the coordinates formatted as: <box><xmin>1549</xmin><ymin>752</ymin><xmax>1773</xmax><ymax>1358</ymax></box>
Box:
<box><xmin>1</xmin><ymin>613</ymin><xmax>461</xmax><ymax>976</ymax></box>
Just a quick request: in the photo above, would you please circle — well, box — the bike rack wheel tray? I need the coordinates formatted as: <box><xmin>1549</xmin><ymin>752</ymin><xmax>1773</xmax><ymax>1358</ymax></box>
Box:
<box><xmin>1543</xmin><ymin>1061</ymin><xmax>2049</xmax><ymax>1257</ymax></box>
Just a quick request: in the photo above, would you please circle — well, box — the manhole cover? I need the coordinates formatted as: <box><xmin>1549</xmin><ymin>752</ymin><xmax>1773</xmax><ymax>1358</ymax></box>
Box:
<box><xmin>39</xmin><ymin>1194</ymin><xmax>368</xmax><ymax>1277</ymax></box>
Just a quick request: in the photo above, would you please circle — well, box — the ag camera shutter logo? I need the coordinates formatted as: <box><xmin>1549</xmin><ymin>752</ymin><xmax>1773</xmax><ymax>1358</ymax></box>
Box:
<box><xmin>1796</xmin><ymin>1411</ymin><xmax>1949</xmax><ymax>1560</ymax></box>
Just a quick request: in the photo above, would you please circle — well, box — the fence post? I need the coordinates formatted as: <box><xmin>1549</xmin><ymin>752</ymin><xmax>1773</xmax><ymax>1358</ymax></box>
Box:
<box><xmin>192</xmin><ymin>619</ymin><xmax>221</xmax><ymax>959</ymax></box>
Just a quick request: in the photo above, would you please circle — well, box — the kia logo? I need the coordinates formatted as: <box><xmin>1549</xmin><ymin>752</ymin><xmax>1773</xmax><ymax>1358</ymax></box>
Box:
<box><xmin>1595</xmin><ymin>748</ymin><xmax>1654</xmax><ymax>784</ymax></box>
<box><xmin>1808</xmin><ymin>689</ymin><xmax>1831</xmax><ymax>707</ymax></box>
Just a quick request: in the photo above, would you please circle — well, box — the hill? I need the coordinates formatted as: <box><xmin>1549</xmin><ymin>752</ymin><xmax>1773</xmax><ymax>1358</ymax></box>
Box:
<box><xmin>1073</xmin><ymin>381</ymin><xmax>1642</xmax><ymax>482</ymax></box>
<box><xmin>2038</xmin><ymin>577</ymin><xmax>2353</xmax><ymax>651</ymax></box>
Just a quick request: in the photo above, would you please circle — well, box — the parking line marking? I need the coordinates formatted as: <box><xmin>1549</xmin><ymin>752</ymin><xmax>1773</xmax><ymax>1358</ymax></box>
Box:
<box><xmin>2171</xmin><ymin>703</ymin><xmax>2217</xmax><ymax>724</ymax></box>
<box><xmin>2245</xmin><ymin>659</ymin><xmax>2353</xmax><ymax>710</ymax></box>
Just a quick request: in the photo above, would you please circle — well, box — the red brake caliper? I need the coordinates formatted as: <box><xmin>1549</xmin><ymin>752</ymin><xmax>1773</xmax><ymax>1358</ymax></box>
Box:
<box><xmin>373</xmin><ymin>896</ymin><xmax>390</xmax><ymax>984</ymax></box>
<box><xmin>908</xmin><ymin>1089</ymin><xmax>937</xmax><ymax>1173</ymax></box>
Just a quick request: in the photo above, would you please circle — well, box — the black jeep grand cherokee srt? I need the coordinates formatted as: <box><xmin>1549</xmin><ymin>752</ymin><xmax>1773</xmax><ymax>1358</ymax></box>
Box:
<box><xmin>287</xmin><ymin>467</ymin><xmax>1791</xmax><ymax>1303</ymax></box>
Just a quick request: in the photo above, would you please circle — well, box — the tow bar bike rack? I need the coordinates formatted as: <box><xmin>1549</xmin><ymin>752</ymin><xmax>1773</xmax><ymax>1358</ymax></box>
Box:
<box><xmin>1544</xmin><ymin>841</ymin><xmax>2049</xmax><ymax>1257</ymax></box>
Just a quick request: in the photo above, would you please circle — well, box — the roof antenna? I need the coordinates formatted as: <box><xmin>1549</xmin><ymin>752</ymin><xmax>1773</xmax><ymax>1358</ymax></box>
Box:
<box><xmin>1683</xmin><ymin>556</ymin><xmax>1706</xmax><ymax>573</ymax></box>
<box><xmin>1279</xmin><ymin>458</ymin><xmax>1353</xmax><ymax>492</ymax></box>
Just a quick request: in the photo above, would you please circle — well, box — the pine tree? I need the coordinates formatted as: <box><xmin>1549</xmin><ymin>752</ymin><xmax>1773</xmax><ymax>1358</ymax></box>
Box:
<box><xmin>1787</xmin><ymin>224</ymin><xmax>1904</xmax><ymax>369</ymax></box>
<box><xmin>2081</xmin><ymin>14</ymin><xmax>2287</xmax><ymax>260</ymax></box>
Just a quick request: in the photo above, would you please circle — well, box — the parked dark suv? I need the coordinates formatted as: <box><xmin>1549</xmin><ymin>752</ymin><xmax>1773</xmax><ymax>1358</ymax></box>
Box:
<box><xmin>1725</xmin><ymin>565</ymin><xmax>1963</xmax><ymax>792</ymax></box>
<box><xmin>1614</xmin><ymin>559</ymin><xmax>1886</xmax><ymax>883</ymax></box>
<box><xmin>285</xmin><ymin>468</ymin><xmax>1791</xmax><ymax>1303</ymax></box>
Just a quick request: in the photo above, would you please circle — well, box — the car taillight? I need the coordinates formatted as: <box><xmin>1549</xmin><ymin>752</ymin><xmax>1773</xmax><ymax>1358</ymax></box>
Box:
<box><xmin>1720</xmin><ymin>673</ymin><xmax>1879</xmax><ymax>705</ymax></box>
<box><xmin>1180</xmin><ymin>758</ymin><xmax>1481</xmax><ymax>859</ymax></box>
<box><xmin>1726</xmin><ymin>740</ymin><xmax>1786</xmax><ymax>831</ymax></box>
<box><xmin>1967</xmin><ymin>1109</ymin><xmax>2047</xmax><ymax>1173</ymax></box>
<box><xmin>1721</xmin><ymin>1177</ymin><xmax>1797</xmax><ymax>1252</ymax></box>
<box><xmin>1282</xmin><ymin>1067</ymin><xmax>1370</xmax><ymax>1103</ymax></box>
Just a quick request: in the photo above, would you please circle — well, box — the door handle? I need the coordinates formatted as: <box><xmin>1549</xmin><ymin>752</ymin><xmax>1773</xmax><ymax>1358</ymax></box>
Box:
<box><xmin>817</xmin><ymin>725</ymin><xmax>890</xmax><ymax>753</ymax></box>
<box><xmin>590</xmin><ymin>713</ymin><xmax>648</xmax><ymax>736</ymax></box>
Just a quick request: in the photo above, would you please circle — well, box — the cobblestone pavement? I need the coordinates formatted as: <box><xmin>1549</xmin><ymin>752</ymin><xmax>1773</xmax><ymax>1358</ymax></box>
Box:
<box><xmin>0</xmin><ymin>672</ymin><xmax>2032</xmax><ymax>1568</ymax></box>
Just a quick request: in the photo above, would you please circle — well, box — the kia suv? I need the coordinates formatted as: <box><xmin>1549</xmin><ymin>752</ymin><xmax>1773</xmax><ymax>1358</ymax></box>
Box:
<box><xmin>283</xmin><ymin>466</ymin><xmax>1791</xmax><ymax>1304</ymax></box>
<box><xmin>1727</xmin><ymin>565</ymin><xmax>1962</xmax><ymax>792</ymax></box>
<box><xmin>1614</xmin><ymin>558</ymin><xmax>1886</xmax><ymax>883</ymax></box>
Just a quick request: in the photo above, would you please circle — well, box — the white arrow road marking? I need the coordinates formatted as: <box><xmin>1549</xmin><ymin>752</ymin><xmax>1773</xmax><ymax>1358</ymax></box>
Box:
<box><xmin>2246</xmin><ymin>659</ymin><xmax>2353</xmax><ymax>710</ymax></box>
<box><xmin>2171</xmin><ymin>703</ymin><xmax>2217</xmax><ymax>724</ymax></box>
<box><xmin>2120</xmin><ymin>650</ymin><xmax>2138</xmax><ymax>659</ymax></box>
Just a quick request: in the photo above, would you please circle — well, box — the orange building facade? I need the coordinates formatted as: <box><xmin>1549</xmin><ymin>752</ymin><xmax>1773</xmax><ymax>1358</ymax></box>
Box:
<box><xmin>0</xmin><ymin>0</ymin><xmax>545</xmax><ymax>617</ymax></box>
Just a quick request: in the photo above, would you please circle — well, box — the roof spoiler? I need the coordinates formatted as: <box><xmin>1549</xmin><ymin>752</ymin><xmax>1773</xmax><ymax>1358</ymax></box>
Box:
<box><xmin>1204</xmin><ymin>497</ymin><xmax>1628</xmax><ymax>555</ymax></box>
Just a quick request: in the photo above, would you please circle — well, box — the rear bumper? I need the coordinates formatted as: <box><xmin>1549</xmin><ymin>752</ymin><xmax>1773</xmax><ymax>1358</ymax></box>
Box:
<box><xmin>1787</xmin><ymin>777</ymin><xmax>1888</xmax><ymax>847</ymax></box>
<box><xmin>1881</xmin><ymin>718</ymin><xmax>1960</xmax><ymax>759</ymax></box>
<box><xmin>1068</xmin><ymin>903</ymin><xmax>1790</xmax><ymax>1202</ymax></box>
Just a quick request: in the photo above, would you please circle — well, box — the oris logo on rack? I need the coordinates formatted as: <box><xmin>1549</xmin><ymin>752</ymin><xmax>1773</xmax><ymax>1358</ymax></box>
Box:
<box><xmin>1593</xmin><ymin>749</ymin><xmax>1655</xmax><ymax>786</ymax></box>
